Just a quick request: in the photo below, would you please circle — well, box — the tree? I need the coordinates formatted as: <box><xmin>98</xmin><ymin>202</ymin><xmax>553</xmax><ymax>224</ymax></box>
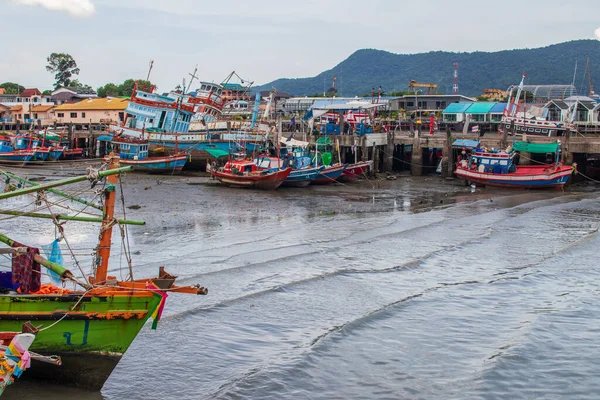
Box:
<box><xmin>46</xmin><ymin>53</ymin><xmax>80</xmax><ymax>88</ymax></box>
<box><xmin>97</xmin><ymin>83</ymin><xmax>119</xmax><ymax>98</ymax></box>
<box><xmin>42</xmin><ymin>90</ymin><xmax>52</xmax><ymax>96</ymax></box>
<box><xmin>0</xmin><ymin>82</ymin><xmax>25</xmax><ymax>94</ymax></box>
<box><xmin>97</xmin><ymin>79</ymin><xmax>154</xmax><ymax>98</ymax></box>
<box><xmin>69</xmin><ymin>79</ymin><xmax>94</xmax><ymax>91</ymax></box>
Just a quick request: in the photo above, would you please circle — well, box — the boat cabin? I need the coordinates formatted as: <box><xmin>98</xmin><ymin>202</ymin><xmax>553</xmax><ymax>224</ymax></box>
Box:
<box><xmin>187</xmin><ymin>82</ymin><xmax>225</xmax><ymax>122</ymax></box>
<box><xmin>0</xmin><ymin>136</ymin><xmax>13</xmax><ymax>152</ymax></box>
<box><xmin>110</xmin><ymin>139</ymin><xmax>149</xmax><ymax>161</ymax></box>
<box><xmin>466</xmin><ymin>150</ymin><xmax>516</xmax><ymax>174</ymax></box>
<box><xmin>224</xmin><ymin>160</ymin><xmax>260</xmax><ymax>175</ymax></box>
<box><xmin>125</xmin><ymin>90</ymin><xmax>194</xmax><ymax>134</ymax></box>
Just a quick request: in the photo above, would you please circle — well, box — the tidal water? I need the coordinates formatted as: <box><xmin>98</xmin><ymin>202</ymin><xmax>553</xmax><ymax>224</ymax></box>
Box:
<box><xmin>2</xmin><ymin>166</ymin><xmax>600</xmax><ymax>399</ymax></box>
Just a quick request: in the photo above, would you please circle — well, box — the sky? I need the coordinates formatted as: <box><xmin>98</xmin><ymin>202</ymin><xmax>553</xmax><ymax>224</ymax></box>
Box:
<box><xmin>2</xmin><ymin>0</ymin><xmax>600</xmax><ymax>92</ymax></box>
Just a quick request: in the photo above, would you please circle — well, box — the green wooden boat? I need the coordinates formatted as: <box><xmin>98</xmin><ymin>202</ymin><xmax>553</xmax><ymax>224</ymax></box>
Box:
<box><xmin>0</xmin><ymin>156</ymin><xmax>206</xmax><ymax>391</ymax></box>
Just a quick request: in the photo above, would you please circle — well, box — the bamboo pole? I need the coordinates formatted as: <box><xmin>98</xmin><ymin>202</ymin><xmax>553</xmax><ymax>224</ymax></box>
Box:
<box><xmin>95</xmin><ymin>156</ymin><xmax>119</xmax><ymax>284</ymax></box>
<box><xmin>0</xmin><ymin>232</ymin><xmax>91</xmax><ymax>290</ymax></box>
<box><xmin>0</xmin><ymin>166</ymin><xmax>133</xmax><ymax>201</ymax></box>
<box><xmin>0</xmin><ymin>170</ymin><xmax>102</xmax><ymax>211</ymax></box>
<box><xmin>0</xmin><ymin>210</ymin><xmax>144</xmax><ymax>226</ymax></box>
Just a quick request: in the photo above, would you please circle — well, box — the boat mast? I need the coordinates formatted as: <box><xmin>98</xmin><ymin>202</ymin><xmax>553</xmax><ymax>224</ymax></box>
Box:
<box><xmin>94</xmin><ymin>154</ymin><xmax>120</xmax><ymax>284</ymax></box>
<box><xmin>511</xmin><ymin>74</ymin><xmax>526</xmax><ymax>118</ymax></box>
<box><xmin>147</xmin><ymin>60</ymin><xmax>154</xmax><ymax>82</ymax></box>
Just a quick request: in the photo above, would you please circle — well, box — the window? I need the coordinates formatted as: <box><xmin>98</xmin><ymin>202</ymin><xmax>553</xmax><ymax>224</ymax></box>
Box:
<box><xmin>70</xmin><ymin>112</ymin><xmax>77</xmax><ymax>118</ymax></box>
<box><xmin>407</xmin><ymin>101</ymin><xmax>414</xmax><ymax>107</ymax></box>
<box><xmin>57</xmin><ymin>113</ymin><xmax>64</xmax><ymax>118</ymax></box>
<box><xmin>24</xmin><ymin>98</ymin><xmax>30</xmax><ymax>103</ymax></box>
<box><xmin>82</xmin><ymin>112</ymin><xmax>86</xmax><ymax>118</ymax></box>
<box><xmin>33</xmin><ymin>113</ymin><xmax>38</xmax><ymax>119</ymax></box>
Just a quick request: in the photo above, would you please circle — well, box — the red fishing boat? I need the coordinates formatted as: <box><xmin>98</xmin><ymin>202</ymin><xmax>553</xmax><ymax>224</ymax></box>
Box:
<box><xmin>454</xmin><ymin>141</ymin><xmax>574</xmax><ymax>188</ymax></box>
<box><xmin>337</xmin><ymin>160</ymin><xmax>372</xmax><ymax>182</ymax></box>
<box><xmin>208</xmin><ymin>159</ymin><xmax>292</xmax><ymax>190</ymax></box>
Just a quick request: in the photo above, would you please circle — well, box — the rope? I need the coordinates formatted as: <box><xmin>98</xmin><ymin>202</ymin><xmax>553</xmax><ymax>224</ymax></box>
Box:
<box><xmin>38</xmin><ymin>289</ymin><xmax>92</xmax><ymax>332</ymax></box>
<box><xmin>118</xmin><ymin>175</ymin><xmax>134</xmax><ymax>281</ymax></box>
<box><xmin>575</xmin><ymin>170</ymin><xmax>600</xmax><ymax>184</ymax></box>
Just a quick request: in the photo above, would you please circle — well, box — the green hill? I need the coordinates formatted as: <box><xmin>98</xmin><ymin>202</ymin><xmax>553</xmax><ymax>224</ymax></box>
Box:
<box><xmin>254</xmin><ymin>40</ymin><xmax>600</xmax><ymax>97</ymax></box>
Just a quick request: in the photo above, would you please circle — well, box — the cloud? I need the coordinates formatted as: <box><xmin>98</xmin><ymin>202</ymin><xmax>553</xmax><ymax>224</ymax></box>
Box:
<box><xmin>595</xmin><ymin>27</ymin><xmax>600</xmax><ymax>40</ymax></box>
<box><xmin>10</xmin><ymin>0</ymin><xmax>96</xmax><ymax>17</ymax></box>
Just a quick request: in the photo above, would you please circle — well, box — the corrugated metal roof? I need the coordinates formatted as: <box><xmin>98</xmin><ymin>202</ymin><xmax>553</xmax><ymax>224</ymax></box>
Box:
<box><xmin>489</xmin><ymin>103</ymin><xmax>507</xmax><ymax>113</ymax></box>
<box><xmin>55</xmin><ymin>98</ymin><xmax>129</xmax><ymax>111</ymax></box>
<box><xmin>465</xmin><ymin>102</ymin><xmax>496</xmax><ymax>114</ymax></box>
<box><xmin>442</xmin><ymin>103</ymin><xmax>471</xmax><ymax>114</ymax></box>
<box><xmin>31</xmin><ymin>105</ymin><xmax>54</xmax><ymax>112</ymax></box>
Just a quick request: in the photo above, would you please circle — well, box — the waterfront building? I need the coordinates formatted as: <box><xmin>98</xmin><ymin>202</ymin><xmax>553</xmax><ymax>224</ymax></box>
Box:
<box><xmin>0</xmin><ymin>104</ymin><xmax>10</xmax><ymax>123</ymax></box>
<box><xmin>464</xmin><ymin>102</ymin><xmax>497</xmax><ymax>123</ymax></box>
<box><xmin>51</xmin><ymin>86</ymin><xmax>98</xmax><ymax>105</ymax></box>
<box><xmin>54</xmin><ymin>97</ymin><xmax>128</xmax><ymax>125</ymax></box>
<box><xmin>2</xmin><ymin>88</ymin><xmax>55</xmax><ymax>126</ymax></box>
<box><xmin>389</xmin><ymin>94</ymin><xmax>475</xmax><ymax>115</ymax></box>
<box><xmin>442</xmin><ymin>103</ymin><xmax>474</xmax><ymax>123</ymax></box>
<box><xmin>480</xmin><ymin>89</ymin><xmax>507</xmax><ymax>101</ymax></box>
<box><xmin>282</xmin><ymin>96</ymin><xmax>387</xmax><ymax>116</ymax></box>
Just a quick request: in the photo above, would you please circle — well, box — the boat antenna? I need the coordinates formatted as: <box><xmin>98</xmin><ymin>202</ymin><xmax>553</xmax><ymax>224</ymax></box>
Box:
<box><xmin>146</xmin><ymin>60</ymin><xmax>154</xmax><ymax>82</ymax></box>
<box><xmin>186</xmin><ymin>65</ymin><xmax>199</xmax><ymax>94</ymax></box>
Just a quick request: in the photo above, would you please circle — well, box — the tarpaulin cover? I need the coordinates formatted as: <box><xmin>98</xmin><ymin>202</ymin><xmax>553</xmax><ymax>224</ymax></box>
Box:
<box><xmin>452</xmin><ymin>139</ymin><xmax>480</xmax><ymax>149</ymax></box>
<box><xmin>512</xmin><ymin>141</ymin><xmax>559</xmax><ymax>153</ymax></box>
<box><xmin>205</xmin><ymin>149</ymin><xmax>230</xmax><ymax>158</ymax></box>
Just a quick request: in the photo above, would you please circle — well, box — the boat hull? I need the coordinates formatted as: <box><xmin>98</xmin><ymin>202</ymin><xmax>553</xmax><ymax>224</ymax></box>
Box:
<box><xmin>455</xmin><ymin>165</ymin><xmax>573</xmax><ymax>188</ymax></box>
<box><xmin>118</xmin><ymin>154</ymin><xmax>188</xmax><ymax>174</ymax></box>
<box><xmin>210</xmin><ymin>167</ymin><xmax>292</xmax><ymax>190</ymax></box>
<box><xmin>0</xmin><ymin>291</ymin><xmax>162</xmax><ymax>391</ymax></box>
<box><xmin>150</xmin><ymin>141</ymin><xmax>239</xmax><ymax>170</ymax></box>
<box><xmin>281</xmin><ymin>166</ymin><xmax>324</xmax><ymax>188</ymax></box>
<box><xmin>337</xmin><ymin>161</ymin><xmax>372</xmax><ymax>182</ymax></box>
<box><xmin>311</xmin><ymin>164</ymin><xmax>347</xmax><ymax>185</ymax></box>
<box><xmin>61</xmin><ymin>149</ymin><xmax>84</xmax><ymax>160</ymax></box>
<box><xmin>0</xmin><ymin>152</ymin><xmax>35</xmax><ymax>163</ymax></box>
<box><xmin>48</xmin><ymin>149</ymin><xmax>65</xmax><ymax>161</ymax></box>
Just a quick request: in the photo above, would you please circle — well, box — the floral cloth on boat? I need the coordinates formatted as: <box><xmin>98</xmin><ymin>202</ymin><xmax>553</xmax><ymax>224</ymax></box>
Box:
<box><xmin>11</xmin><ymin>241</ymin><xmax>41</xmax><ymax>293</ymax></box>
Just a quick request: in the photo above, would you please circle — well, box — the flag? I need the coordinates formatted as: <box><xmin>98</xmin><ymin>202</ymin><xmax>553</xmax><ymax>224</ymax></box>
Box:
<box><xmin>472</xmin><ymin>125</ymin><xmax>479</xmax><ymax>133</ymax></box>
<box><xmin>286</xmin><ymin>132</ymin><xmax>294</xmax><ymax>142</ymax></box>
<box><xmin>147</xmin><ymin>282</ymin><xmax>168</xmax><ymax>330</ymax></box>
<box><xmin>290</xmin><ymin>116</ymin><xmax>296</xmax><ymax>128</ymax></box>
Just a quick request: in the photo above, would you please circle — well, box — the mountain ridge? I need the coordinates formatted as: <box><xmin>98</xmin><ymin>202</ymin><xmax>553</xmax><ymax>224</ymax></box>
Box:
<box><xmin>254</xmin><ymin>40</ymin><xmax>600</xmax><ymax>97</ymax></box>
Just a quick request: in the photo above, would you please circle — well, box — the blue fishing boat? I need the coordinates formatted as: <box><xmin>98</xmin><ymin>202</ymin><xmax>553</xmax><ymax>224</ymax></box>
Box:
<box><xmin>13</xmin><ymin>136</ymin><xmax>64</xmax><ymax>161</ymax></box>
<box><xmin>0</xmin><ymin>136</ymin><xmax>36</xmax><ymax>164</ymax></box>
<box><xmin>110</xmin><ymin>72</ymin><xmax>265</xmax><ymax>170</ymax></box>
<box><xmin>99</xmin><ymin>135</ymin><xmax>188</xmax><ymax>174</ymax></box>
<box><xmin>311</xmin><ymin>163</ymin><xmax>347</xmax><ymax>185</ymax></box>
<box><xmin>254</xmin><ymin>155</ymin><xmax>324</xmax><ymax>188</ymax></box>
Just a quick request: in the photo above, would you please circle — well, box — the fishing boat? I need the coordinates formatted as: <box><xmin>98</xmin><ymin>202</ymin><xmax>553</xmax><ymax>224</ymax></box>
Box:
<box><xmin>111</xmin><ymin>70</ymin><xmax>265</xmax><ymax>170</ymax></box>
<box><xmin>337</xmin><ymin>160</ymin><xmax>372</xmax><ymax>183</ymax></box>
<box><xmin>499</xmin><ymin>74</ymin><xmax>575</xmax><ymax>137</ymax></box>
<box><xmin>311</xmin><ymin>163</ymin><xmax>347</xmax><ymax>185</ymax></box>
<box><xmin>0</xmin><ymin>156</ymin><xmax>207</xmax><ymax>390</ymax></box>
<box><xmin>0</xmin><ymin>331</ymin><xmax>38</xmax><ymax>396</ymax></box>
<box><xmin>13</xmin><ymin>136</ymin><xmax>64</xmax><ymax>162</ymax></box>
<box><xmin>0</xmin><ymin>136</ymin><xmax>36</xmax><ymax>164</ymax></box>
<box><xmin>454</xmin><ymin>141</ymin><xmax>574</xmax><ymax>188</ymax></box>
<box><xmin>99</xmin><ymin>134</ymin><xmax>188</xmax><ymax>174</ymax></box>
<box><xmin>209</xmin><ymin>158</ymin><xmax>292</xmax><ymax>190</ymax></box>
<box><xmin>254</xmin><ymin>154</ymin><xmax>324</xmax><ymax>188</ymax></box>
